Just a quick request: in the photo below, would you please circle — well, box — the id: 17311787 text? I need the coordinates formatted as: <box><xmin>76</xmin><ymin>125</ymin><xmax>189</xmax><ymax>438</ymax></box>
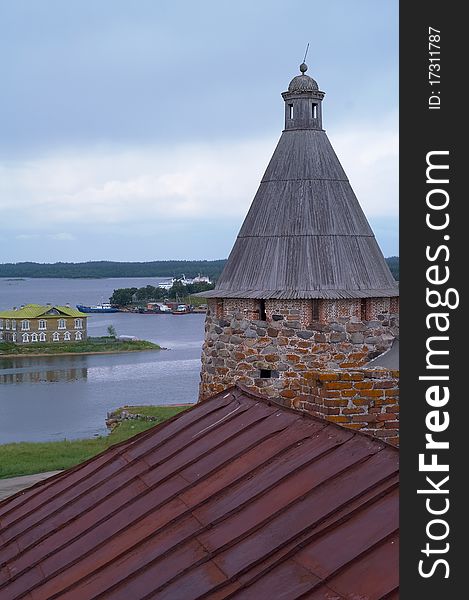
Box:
<box><xmin>428</xmin><ymin>27</ymin><xmax>441</xmax><ymax>110</ymax></box>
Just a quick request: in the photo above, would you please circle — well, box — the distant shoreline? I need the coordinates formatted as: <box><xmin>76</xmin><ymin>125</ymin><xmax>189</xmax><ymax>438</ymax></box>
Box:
<box><xmin>0</xmin><ymin>257</ymin><xmax>400</xmax><ymax>281</ymax></box>
<box><xmin>0</xmin><ymin>256</ymin><xmax>399</xmax><ymax>281</ymax></box>
<box><xmin>0</xmin><ymin>260</ymin><xmax>229</xmax><ymax>281</ymax></box>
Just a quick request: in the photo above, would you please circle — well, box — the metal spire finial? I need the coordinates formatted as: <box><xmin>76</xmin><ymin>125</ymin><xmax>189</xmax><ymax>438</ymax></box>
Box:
<box><xmin>300</xmin><ymin>43</ymin><xmax>309</xmax><ymax>74</ymax></box>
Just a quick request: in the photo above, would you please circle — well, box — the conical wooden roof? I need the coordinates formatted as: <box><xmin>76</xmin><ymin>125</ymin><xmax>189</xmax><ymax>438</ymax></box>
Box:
<box><xmin>203</xmin><ymin>67</ymin><xmax>398</xmax><ymax>300</ymax></box>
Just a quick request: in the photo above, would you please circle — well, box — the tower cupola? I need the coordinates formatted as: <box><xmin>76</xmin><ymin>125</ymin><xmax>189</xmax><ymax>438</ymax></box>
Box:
<box><xmin>282</xmin><ymin>63</ymin><xmax>325</xmax><ymax>130</ymax></box>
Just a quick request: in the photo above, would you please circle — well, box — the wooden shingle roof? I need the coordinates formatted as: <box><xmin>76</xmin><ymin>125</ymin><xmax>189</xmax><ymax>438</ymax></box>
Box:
<box><xmin>0</xmin><ymin>386</ymin><xmax>399</xmax><ymax>599</ymax></box>
<box><xmin>202</xmin><ymin>70</ymin><xmax>398</xmax><ymax>300</ymax></box>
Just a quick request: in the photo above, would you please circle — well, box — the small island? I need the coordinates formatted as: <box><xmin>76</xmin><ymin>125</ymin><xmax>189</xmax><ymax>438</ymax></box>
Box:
<box><xmin>0</xmin><ymin>304</ymin><xmax>161</xmax><ymax>357</ymax></box>
<box><xmin>0</xmin><ymin>337</ymin><xmax>161</xmax><ymax>357</ymax></box>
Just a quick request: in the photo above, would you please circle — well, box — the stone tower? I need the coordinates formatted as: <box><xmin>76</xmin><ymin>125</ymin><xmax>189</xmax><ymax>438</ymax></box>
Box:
<box><xmin>199</xmin><ymin>64</ymin><xmax>399</xmax><ymax>401</ymax></box>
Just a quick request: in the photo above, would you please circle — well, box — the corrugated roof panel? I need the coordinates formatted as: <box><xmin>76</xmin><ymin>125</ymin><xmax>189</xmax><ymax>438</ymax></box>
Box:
<box><xmin>0</xmin><ymin>386</ymin><xmax>398</xmax><ymax>599</ymax></box>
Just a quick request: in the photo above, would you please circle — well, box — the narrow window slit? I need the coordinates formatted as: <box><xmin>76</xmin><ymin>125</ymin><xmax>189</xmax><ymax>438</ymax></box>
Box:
<box><xmin>311</xmin><ymin>299</ymin><xmax>320</xmax><ymax>321</ymax></box>
<box><xmin>260</xmin><ymin>369</ymin><xmax>279</xmax><ymax>379</ymax></box>
<box><xmin>360</xmin><ymin>299</ymin><xmax>367</xmax><ymax>321</ymax></box>
<box><xmin>259</xmin><ymin>300</ymin><xmax>267</xmax><ymax>321</ymax></box>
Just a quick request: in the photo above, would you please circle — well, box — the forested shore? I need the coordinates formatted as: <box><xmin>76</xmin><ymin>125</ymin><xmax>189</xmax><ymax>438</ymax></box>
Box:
<box><xmin>0</xmin><ymin>260</ymin><xmax>227</xmax><ymax>280</ymax></box>
<box><xmin>0</xmin><ymin>257</ymin><xmax>400</xmax><ymax>280</ymax></box>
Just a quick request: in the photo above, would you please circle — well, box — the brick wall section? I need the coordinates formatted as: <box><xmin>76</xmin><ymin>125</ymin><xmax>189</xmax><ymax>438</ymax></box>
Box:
<box><xmin>320</xmin><ymin>299</ymin><xmax>361</xmax><ymax>322</ymax></box>
<box><xmin>216</xmin><ymin>298</ymin><xmax>314</xmax><ymax>324</ymax></box>
<box><xmin>368</xmin><ymin>297</ymin><xmax>391</xmax><ymax>320</ymax></box>
<box><xmin>223</xmin><ymin>298</ymin><xmax>259</xmax><ymax>321</ymax></box>
<box><xmin>200</xmin><ymin>297</ymin><xmax>398</xmax><ymax>392</ymax></box>
<box><xmin>288</xmin><ymin>368</ymin><xmax>399</xmax><ymax>446</ymax></box>
<box><xmin>266</xmin><ymin>299</ymin><xmax>312</xmax><ymax>327</ymax></box>
<box><xmin>209</xmin><ymin>297</ymin><xmax>398</xmax><ymax>328</ymax></box>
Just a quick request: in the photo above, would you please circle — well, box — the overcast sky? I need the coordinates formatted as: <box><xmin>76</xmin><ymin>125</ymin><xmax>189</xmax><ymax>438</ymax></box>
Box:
<box><xmin>0</xmin><ymin>0</ymin><xmax>398</xmax><ymax>263</ymax></box>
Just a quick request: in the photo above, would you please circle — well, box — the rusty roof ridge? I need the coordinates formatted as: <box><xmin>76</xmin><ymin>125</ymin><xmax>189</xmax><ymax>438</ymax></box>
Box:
<box><xmin>0</xmin><ymin>395</ymin><xmax>241</xmax><ymax>538</ymax></box>
<box><xmin>142</xmin><ymin>400</ymin><xmax>252</xmax><ymax>470</ymax></box>
<box><xmin>191</xmin><ymin>401</ymin><xmax>243</xmax><ymax>438</ymax></box>
<box><xmin>297</xmin><ymin>583</ymin><xmax>346</xmax><ymax>599</ymax></box>
<box><xmin>0</xmin><ymin>403</ymin><xmax>275</xmax><ymax>580</ymax></box>
<box><xmin>211</xmin><ymin>480</ymin><xmax>399</xmax><ymax>600</ymax></box>
<box><xmin>233</xmin><ymin>383</ymin><xmax>279</xmax><ymax>401</ymax></box>
<box><xmin>379</xmin><ymin>586</ymin><xmax>400</xmax><ymax>599</ymax></box>
<box><xmin>207</xmin><ymin>529</ymin><xmax>399</xmax><ymax>600</ymax></box>
<box><xmin>295</xmin><ymin>479</ymin><xmax>399</xmax><ymax>551</ymax></box>
<box><xmin>190</xmin><ymin>433</ymin><xmax>356</xmax><ymax>530</ymax></box>
<box><xmin>294</xmin><ymin>530</ymin><xmax>400</xmax><ymax>600</ymax></box>
<box><xmin>234</xmin><ymin>383</ymin><xmax>398</xmax><ymax>449</ymax></box>
<box><xmin>139</xmin><ymin>453</ymin><xmax>396</xmax><ymax>599</ymax></box>
<box><xmin>191</xmin><ymin>437</ymin><xmax>380</xmax><ymax>539</ymax></box>
<box><xmin>0</xmin><ymin>403</ymin><xmax>253</xmax><ymax>564</ymax></box>
<box><xmin>0</xmin><ymin>446</ymin><xmax>126</xmax><ymax>519</ymax></box>
<box><xmin>268</xmin><ymin>479</ymin><xmax>399</xmax><ymax>585</ymax></box>
<box><xmin>130</xmin><ymin>445</ymin><xmax>388</xmax><ymax>597</ymax></box>
<box><xmin>0</xmin><ymin>406</ymin><xmax>292</xmax><ymax>587</ymax></box>
<box><xmin>28</xmin><ymin>421</ymin><xmax>342</xmax><ymax>599</ymax></box>
<box><xmin>34</xmin><ymin>435</ymin><xmax>314</xmax><ymax>598</ymax></box>
<box><xmin>22</xmin><ymin>417</ymin><xmax>321</xmax><ymax>599</ymax></box>
<box><xmin>210</xmin><ymin>482</ymin><xmax>398</xmax><ymax>600</ymax></box>
<box><xmin>205</xmin><ymin>444</ymin><xmax>389</xmax><ymax>545</ymax></box>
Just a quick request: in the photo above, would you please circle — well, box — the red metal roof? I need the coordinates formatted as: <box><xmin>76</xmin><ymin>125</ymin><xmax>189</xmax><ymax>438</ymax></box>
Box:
<box><xmin>0</xmin><ymin>386</ymin><xmax>399</xmax><ymax>599</ymax></box>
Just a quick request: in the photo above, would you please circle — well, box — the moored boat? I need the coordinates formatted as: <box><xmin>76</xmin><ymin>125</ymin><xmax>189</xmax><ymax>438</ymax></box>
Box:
<box><xmin>139</xmin><ymin>302</ymin><xmax>171</xmax><ymax>314</ymax></box>
<box><xmin>171</xmin><ymin>304</ymin><xmax>193</xmax><ymax>315</ymax></box>
<box><xmin>76</xmin><ymin>303</ymin><xmax>119</xmax><ymax>314</ymax></box>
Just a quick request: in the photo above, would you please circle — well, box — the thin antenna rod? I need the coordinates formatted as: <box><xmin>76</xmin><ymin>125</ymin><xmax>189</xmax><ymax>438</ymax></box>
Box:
<box><xmin>303</xmin><ymin>43</ymin><xmax>310</xmax><ymax>64</ymax></box>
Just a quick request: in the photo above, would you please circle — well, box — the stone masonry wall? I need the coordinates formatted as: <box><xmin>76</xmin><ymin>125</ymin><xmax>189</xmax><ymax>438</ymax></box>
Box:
<box><xmin>289</xmin><ymin>368</ymin><xmax>399</xmax><ymax>446</ymax></box>
<box><xmin>201</xmin><ymin>297</ymin><xmax>399</xmax><ymax>403</ymax></box>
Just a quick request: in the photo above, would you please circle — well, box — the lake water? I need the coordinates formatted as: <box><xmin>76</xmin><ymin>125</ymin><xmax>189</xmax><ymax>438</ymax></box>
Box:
<box><xmin>0</xmin><ymin>278</ymin><xmax>205</xmax><ymax>443</ymax></box>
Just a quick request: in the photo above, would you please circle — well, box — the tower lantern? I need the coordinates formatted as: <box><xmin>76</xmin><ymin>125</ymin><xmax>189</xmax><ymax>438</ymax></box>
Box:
<box><xmin>282</xmin><ymin>62</ymin><xmax>325</xmax><ymax>130</ymax></box>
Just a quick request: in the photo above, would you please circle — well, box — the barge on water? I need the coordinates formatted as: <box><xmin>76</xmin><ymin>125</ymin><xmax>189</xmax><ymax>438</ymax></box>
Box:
<box><xmin>76</xmin><ymin>303</ymin><xmax>119</xmax><ymax>314</ymax></box>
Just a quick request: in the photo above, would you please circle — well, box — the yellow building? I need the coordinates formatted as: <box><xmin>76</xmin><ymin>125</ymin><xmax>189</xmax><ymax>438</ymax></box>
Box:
<box><xmin>0</xmin><ymin>304</ymin><xmax>87</xmax><ymax>344</ymax></box>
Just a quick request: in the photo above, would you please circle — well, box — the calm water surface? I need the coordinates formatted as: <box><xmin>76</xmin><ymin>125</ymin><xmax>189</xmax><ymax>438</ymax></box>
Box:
<box><xmin>0</xmin><ymin>278</ymin><xmax>205</xmax><ymax>443</ymax></box>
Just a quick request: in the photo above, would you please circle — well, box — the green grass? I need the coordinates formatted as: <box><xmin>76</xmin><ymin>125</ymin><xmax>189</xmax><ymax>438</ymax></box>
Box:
<box><xmin>0</xmin><ymin>405</ymin><xmax>188</xmax><ymax>479</ymax></box>
<box><xmin>0</xmin><ymin>337</ymin><xmax>161</xmax><ymax>356</ymax></box>
<box><xmin>112</xmin><ymin>405</ymin><xmax>190</xmax><ymax>418</ymax></box>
